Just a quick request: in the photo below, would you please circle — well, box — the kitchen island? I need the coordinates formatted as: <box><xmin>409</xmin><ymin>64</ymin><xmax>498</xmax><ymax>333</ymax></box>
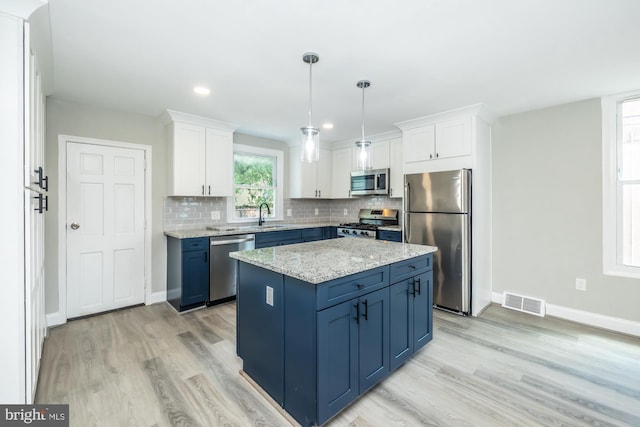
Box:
<box><xmin>230</xmin><ymin>238</ymin><xmax>437</xmax><ymax>426</ymax></box>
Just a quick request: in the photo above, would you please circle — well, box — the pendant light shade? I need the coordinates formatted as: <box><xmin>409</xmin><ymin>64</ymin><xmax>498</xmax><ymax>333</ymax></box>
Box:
<box><xmin>300</xmin><ymin>52</ymin><xmax>320</xmax><ymax>163</ymax></box>
<box><xmin>355</xmin><ymin>80</ymin><xmax>372</xmax><ymax>170</ymax></box>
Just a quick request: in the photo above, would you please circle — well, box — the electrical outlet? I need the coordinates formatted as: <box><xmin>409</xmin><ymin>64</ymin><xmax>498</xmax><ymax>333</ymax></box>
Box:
<box><xmin>211</xmin><ymin>211</ymin><xmax>220</xmax><ymax>220</ymax></box>
<box><xmin>287</xmin><ymin>208</ymin><xmax>292</xmax><ymax>216</ymax></box>
<box><xmin>314</xmin><ymin>208</ymin><xmax>319</xmax><ymax>216</ymax></box>
<box><xmin>575</xmin><ymin>278</ymin><xmax>586</xmax><ymax>291</ymax></box>
<box><xmin>343</xmin><ymin>208</ymin><xmax>348</xmax><ymax>216</ymax></box>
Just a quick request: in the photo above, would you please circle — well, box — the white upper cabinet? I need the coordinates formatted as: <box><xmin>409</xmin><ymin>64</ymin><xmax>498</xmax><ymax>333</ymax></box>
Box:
<box><xmin>435</xmin><ymin>117</ymin><xmax>472</xmax><ymax>159</ymax></box>
<box><xmin>370</xmin><ymin>140</ymin><xmax>390</xmax><ymax>169</ymax></box>
<box><xmin>396</xmin><ymin>104</ymin><xmax>488</xmax><ymax>174</ymax></box>
<box><xmin>388</xmin><ymin>137</ymin><xmax>403</xmax><ymax>198</ymax></box>
<box><xmin>205</xmin><ymin>128</ymin><xmax>233</xmax><ymax>197</ymax></box>
<box><xmin>290</xmin><ymin>147</ymin><xmax>332</xmax><ymax>199</ymax></box>
<box><xmin>331</xmin><ymin>146</ymin><xmax>353</xmax><ymax>199</ymax></box>
<box><xmin>164</xmin><ymin>110</ymin><xmax>237</xmax><ymax>197</ymax></box>
<box><xmin>403</xmin><ymin>125</ymin><xmax>435</xmax><ymax>163</ymax></box>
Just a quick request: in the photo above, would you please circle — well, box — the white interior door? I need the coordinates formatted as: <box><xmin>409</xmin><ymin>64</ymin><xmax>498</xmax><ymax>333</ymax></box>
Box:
<box><xmin>66</xmin><ymin>142</ymin><xmax>145</xmax><ymax>318</ymax></box>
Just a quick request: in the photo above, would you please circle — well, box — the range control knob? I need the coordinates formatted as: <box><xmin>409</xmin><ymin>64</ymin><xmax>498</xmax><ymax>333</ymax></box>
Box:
<box><xmin>351</xmin><ymin>230</ymin><xmax>358</xmax><ymax>235</ymax></box>
<box><xmin>360</xmin><ymin>231</ymin><xmax>367</xmax><ymax>236</ymax></box>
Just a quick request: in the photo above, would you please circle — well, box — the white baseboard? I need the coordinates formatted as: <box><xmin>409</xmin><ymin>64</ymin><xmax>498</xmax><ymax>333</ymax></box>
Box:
<box><xmin>147</xmin><ymin>290</ymin><xmax>167</xmax><ymax>305</ymax></box>
<box><xmin>46</xmin><ymin>311</ymin><xmax>66</xmax><ymax>328</ymax></box>
<box><xmin>491</xmin><ymin>291</ymin><xmax>640</xmax><ymax>337</ymax></box>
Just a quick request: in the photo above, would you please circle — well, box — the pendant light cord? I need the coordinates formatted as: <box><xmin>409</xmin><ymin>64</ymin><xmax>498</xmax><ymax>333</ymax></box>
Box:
<box><xmin>361</xmin><ymin>84</ymin><xmax>366</xmax><ymax>142</ymax></box>
<box><xmin>308</xmin><ymin>59</ymin><xmax>313</xmax><ymax>127</ymax></box>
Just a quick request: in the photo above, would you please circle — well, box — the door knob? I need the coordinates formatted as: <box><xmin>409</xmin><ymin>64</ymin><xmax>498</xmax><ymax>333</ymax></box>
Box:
<box><xmin>70</xmin><ymin>222</ymin><xmax>80</xmax><ymax>230</ymax></box>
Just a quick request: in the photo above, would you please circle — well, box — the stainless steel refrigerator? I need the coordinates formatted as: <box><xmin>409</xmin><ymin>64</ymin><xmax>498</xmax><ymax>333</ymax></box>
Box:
<box><xmin>404</xmin><ymin>169</ymin><xmax>471</xmax><ymax>315</ymax></box>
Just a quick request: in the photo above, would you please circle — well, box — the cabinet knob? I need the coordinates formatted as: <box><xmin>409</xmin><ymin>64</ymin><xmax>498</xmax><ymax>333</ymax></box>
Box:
<box><xmin>70</xmin><ymin>222</ymin><xmax>80</xmax><ymax>230</ymax></box>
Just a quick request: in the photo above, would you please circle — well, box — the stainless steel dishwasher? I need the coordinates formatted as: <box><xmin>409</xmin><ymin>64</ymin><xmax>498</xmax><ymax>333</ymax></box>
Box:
<box><xmin>209</xmin><ymin>234</ymin><xmax>255</xmax><ymax>304</ymax></box>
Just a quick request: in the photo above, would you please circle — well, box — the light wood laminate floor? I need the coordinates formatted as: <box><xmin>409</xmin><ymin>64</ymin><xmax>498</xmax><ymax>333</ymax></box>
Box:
<box><xmin>36</xmin><ymin>302</ymin><xmax>640</xmax><ymax>426</ymax></box>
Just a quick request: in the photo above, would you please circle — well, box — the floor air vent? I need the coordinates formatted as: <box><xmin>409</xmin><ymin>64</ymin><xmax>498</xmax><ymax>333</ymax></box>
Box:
<box><xmin>502</xmin><ymin>292</ymin><xmax>545</xmax><ymax>317</ymax></box>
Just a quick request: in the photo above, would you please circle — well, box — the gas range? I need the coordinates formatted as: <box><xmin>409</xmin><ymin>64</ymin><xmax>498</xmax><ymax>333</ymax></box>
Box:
<box><xmin>336</xmin><ymin>208</ymin><xmax>399</xmax><ymax>239</ymax></box>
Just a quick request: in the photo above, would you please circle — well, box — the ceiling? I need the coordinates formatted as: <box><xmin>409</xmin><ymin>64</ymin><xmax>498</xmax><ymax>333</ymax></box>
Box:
<box><xmin>43</xmin><ymin>0</ymin><xmax>640</xmax><ymax>145</ymax></box>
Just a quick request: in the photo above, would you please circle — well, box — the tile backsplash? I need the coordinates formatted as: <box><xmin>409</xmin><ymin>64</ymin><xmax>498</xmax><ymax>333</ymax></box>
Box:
<box><xmin>163</xmin><ymin>196</ymin><xmax>402</xmax><ymax>231</ymax></box>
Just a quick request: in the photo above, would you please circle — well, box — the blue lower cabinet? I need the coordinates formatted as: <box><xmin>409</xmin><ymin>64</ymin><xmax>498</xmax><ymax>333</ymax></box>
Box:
<box><xmin>302</xmin><ymin>227</ymin><xmax>324</xmax><ymax>242</ymax></box>
<box><xmin>317</xmin><ymin>298</ymin><xmax>359</xmax><ymax>424</ymax></box>
<box><xmin>166</xmin><ymin>236</ymin><xmax>209</xmax><ymax>312</ymax></box>
<box><xmin>255</xmin><ymin>229</ymin><xmax>302</xmax><ymax>248</ymax></box>
<box><xmin>317</xmin><ymin>287</ymin><xmax>389</xmax><ymax>424</ymax></box>
<box><xmin>376</xmin><ymin>229</ymin><xmax>402</xmax><ymax>242</ymax></box>
<box><xmin>357</xmin><ymin>288</ymin><xmax>390</xmax><ymax>393</ymax></box>
<box><xmin>389</xmin><ymin>269</ymin><xmax>433</xmax><ymax>371</ymax></box>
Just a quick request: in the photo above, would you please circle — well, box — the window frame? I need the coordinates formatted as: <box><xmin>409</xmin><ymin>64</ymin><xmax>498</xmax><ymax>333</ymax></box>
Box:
<box><xmin>227</xmin><ymin>144</ymin><xmax>284</xmax><ymax>223</ymax></box>
<box><xmin>602</xmin><ymin>89</ymin><xmax>640</xmax><ymax>279</ymax></box>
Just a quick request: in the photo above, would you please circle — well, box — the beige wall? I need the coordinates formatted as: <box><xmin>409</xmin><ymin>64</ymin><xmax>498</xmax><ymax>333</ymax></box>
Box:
<box><xmin>492</xmin><ymin>98</ymin><xmax>639</xmax><ymax>322</ymax></box>
<box><xmin>45</xmin><ymin>98</ymin><xmax>167</xmax><ymax>314</ymax></box>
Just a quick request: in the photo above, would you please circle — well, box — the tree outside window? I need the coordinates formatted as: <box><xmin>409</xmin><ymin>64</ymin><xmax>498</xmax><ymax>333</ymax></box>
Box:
<box><xmin>232</xmin><ymin>152</ymin><xmax>276</xmax><ymax>220</ymax></box>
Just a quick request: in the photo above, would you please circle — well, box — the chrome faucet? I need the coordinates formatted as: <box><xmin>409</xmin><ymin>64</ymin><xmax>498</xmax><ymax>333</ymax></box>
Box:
<box><xmin>258</xmin><ymin>202</ymin><xmax>270</xmax><ymax>226</ymax></box>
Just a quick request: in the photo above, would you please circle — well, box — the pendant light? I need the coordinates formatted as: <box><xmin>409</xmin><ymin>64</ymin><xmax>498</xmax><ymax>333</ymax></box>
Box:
<box><xmin>355</xmin><ymin>80</ymin><xmax>372</xmax><ymax>170</ymax></box>
<box><xmin>300</xmin><ymin>52</ymin><xmax>320</xmax><ymax>163</ymax></box>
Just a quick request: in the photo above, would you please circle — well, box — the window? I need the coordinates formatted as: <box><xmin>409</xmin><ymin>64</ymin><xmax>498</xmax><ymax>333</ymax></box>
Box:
<box><xmin>602</xmin><ymin>90</ymin><xmax>640</xmax><ymax>278</ymax></box>
<box><xmin>228</xmin><ymin>144</ymin><xmax>284</xmax><ymax>222</ymax></box>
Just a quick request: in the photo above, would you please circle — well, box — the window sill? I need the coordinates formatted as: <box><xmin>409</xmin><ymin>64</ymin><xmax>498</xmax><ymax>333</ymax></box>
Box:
<box><xmin>603</xmin><ymin>266</ymin><xmax>640</xmax><ymax>280</ymax></box>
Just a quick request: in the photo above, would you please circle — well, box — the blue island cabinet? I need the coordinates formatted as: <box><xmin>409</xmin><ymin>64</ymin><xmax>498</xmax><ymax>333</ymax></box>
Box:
<box><xmin>236</xmin><ymin>253</ymin><xmax>433</xmax><ymax>427</ymax></box>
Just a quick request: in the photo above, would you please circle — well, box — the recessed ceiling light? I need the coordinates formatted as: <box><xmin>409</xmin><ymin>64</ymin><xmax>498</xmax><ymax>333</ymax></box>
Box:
<box><xmin>193</xmin><ymin>86</ymin><xmax>210</xmax><ymax>95</ymax></box>
<box><xmin>322</xmin><ymin>123</ymin><xmax>334</xmax><ymax>129</ymax></box>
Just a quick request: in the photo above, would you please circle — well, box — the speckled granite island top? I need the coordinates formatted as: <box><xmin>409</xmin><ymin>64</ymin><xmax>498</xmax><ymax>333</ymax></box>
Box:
<box><xmin>229</xmin><ymin>238</ymin><xmax>437</xmax><ymax>284</ymax></box>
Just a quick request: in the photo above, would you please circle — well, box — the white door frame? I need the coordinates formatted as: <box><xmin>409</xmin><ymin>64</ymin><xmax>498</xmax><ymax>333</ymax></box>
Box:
<box><xmin>56</xmin><ymin>135</ymin><xmax>152</xmax><ymax>324</ymax></box>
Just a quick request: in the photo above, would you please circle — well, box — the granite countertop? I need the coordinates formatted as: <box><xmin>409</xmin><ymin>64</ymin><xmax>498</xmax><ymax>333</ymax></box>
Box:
<box><xmin>164</xmin><ymin>222</ymin><xmax>340</xmax><ymax>239</ymax></box>
<box><xmin>229</xmin><ymin>238</ymin><xmax>437</xmax><ymax>284</ymax></box>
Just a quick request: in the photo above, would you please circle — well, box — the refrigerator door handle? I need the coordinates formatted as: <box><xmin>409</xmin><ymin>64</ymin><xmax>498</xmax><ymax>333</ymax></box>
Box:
<box><xmin>404</xmin><ymin>212</ymin><xmax>410</xmax><ymax>243</ymax></box>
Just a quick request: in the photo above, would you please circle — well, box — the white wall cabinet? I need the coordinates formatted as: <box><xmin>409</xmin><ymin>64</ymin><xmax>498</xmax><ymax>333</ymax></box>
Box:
<box><xmin>388</xmin><ymin>137</ymin><xmax>403</xmax><ymax>198</ymax></box>
<box><xmin>370</xmin><ymin>140</ymin><xmax>390</xmax><ymax>169</ymax></box>
<box><xmin>400</xmin><ymin>116</ymin><xmax>472</xmax><ymax>169</ymax></box>
<box><xmin>164</xmin><ymin>111</ymin><xmax>237</xmax><ymax>197</ymax></box>
<box><xmin>331</xmin><ymin>147</ymin><xmax>353</xmax><ymax>198</ymax></box>
<box><xmin>290</xmin><ymin>147</ymin><xmax>332</xmax><ymax>198</ymax></box>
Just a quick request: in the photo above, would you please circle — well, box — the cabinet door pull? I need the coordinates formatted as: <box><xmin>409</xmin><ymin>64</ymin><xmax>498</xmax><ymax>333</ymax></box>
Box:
<box><xmin>353</xmin><ymin>303</ymin><xmax>360</xmax><ymax>324</ymax></box>
<box><xmin>204</xmin><ymin>251</ymin><xmax>208</xmax><ymax>263</ymax></box>
<box><xmin>318</xmin><ymin>190</ymin><xmax>321</xmax><ymax>198</ymax></box>
<box><xmin>409</xmin><ymin>280</ymin><xmax>416</xmax><ymax>297</ymax></box>
<box><xmin>409</xmin><ymin>264</ymin><xmax>417</xmax><ymax>269</ymax></box>
<box><xmin>362</xmin><ymin>299</ymin><xmax>368</xmax><ymax>321</ymax></box>
<box><xmin>355</xmin><ymin>283</ymin><xmax>364</xmax><ymax>289</ymax></box>
<box><xmin>202</xmin><ymin>185</ymin><xmax>205</xmax><ymax>195</ymax></box>
<box><xmin>208</xmin><ymin>185</ymin><xmax>211</xmax><ymax>195</ymax></box>
<box><xmin>42</xmin><ymin>175</ymin><xmax>49</xmax><ymax>192</ymax></box>
<box><xmin>436</xmin><ymin>153</ymin><xmax>439</xmax><ymax>158</ymax></box>
<box><xmin>429</xmin><ymin>153</ymin><xmax>433</xmax><ymax>159</ymax></box>
<box><xmin>415</xmin><ymin>278</ymin><xmax>422</xmax><ymax>295</ymax></box>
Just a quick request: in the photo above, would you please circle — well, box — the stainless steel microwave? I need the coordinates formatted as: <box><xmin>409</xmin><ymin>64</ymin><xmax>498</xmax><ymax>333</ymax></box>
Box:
<box><xmin>350</xmin><ymin>168</ymin><xmax>390</xmax><ymax>196</ymax></box>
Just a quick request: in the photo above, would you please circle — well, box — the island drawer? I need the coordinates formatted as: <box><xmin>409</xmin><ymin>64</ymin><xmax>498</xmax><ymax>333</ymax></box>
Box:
<box><xmin>316</xmin><ymin>266</ymin><xmax>388</xmax><ymax>310</ymax></box>
<box><xmin>390</xmin><ymin>254</ymin><xmax>432</xmax><ymax>283</ymax></box>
